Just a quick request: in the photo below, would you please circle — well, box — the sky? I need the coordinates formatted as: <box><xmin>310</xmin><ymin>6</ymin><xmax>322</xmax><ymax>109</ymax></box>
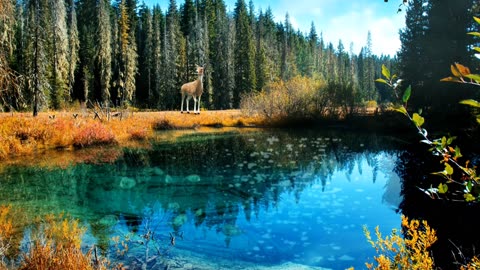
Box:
<box><xmin>144</xmin><ymin>0</ymin><xmax>406</xmax><ymax>56</ymax></box>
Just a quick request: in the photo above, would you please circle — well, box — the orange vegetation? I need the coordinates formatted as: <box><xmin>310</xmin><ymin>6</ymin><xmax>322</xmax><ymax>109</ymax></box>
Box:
<box><xmin>0</xmin><ymin>110</ymin><xmax>264</xmax><ymax>161</ymax></box>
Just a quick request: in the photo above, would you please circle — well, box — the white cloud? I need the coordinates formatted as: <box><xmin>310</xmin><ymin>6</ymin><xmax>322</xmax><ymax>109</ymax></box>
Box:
<box><xmin>252</xmin><ymin>0</ymin><xmax>405</xmax><ymax>56</ymax></box>
<box><xmin>310</xmin><ymin>7</ymin><xmax>405</xmax><ymax>56</ymax></box>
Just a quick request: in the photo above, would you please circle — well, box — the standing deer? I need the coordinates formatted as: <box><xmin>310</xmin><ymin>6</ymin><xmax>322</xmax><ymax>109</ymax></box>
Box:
<box><xmin>180</xmin><ymin>65</ymin><xmax>205</xmax><ymax>114</ymax></box>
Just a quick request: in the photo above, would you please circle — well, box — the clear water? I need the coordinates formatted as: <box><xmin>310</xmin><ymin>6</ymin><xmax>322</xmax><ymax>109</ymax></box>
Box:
<box><xmin>0</xmin><ymin>128</ymin><xmax>404</xmax><ymax>270</ymax></box>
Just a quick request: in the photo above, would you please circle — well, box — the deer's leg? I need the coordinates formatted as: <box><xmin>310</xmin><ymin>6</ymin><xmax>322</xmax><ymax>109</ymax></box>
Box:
<box><xmin>181</xmin><ymin>93</ymin><xmax>184</xmax><ymax>113</ymax></box>
<box><xmin>186</xmin><ymin>96</ymin><xmax>191</xmax><ymax>113</ymax></box>
<box><xmin>193</xmin><ymin>97</ymin><xmax>198</xmax><ymax>114</ymax></box>
<box><xmin>197</xmin><ymin>95</ymin><xmax>201</xmax><ymax>114</ymax></box>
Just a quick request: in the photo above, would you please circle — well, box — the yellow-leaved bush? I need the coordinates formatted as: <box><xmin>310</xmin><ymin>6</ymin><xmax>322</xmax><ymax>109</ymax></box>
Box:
<box><xmin>363</xmin><ymin>215</ymin><xmax>437</xmax><ymax>270</ymax></box>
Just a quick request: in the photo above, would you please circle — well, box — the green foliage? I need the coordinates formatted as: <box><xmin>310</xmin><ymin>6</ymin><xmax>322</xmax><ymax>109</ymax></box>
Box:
<box><xmin>377</xmin><ymin>64</ymin><xmax>480</xmax><ymax>202</ymax></box>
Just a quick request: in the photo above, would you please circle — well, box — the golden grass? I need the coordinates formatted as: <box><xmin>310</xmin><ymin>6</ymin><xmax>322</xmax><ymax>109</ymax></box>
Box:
<box><xmin>0</xmin><ymin>110</ymin><xmax>265</xmax><ymax>161</ymax></box>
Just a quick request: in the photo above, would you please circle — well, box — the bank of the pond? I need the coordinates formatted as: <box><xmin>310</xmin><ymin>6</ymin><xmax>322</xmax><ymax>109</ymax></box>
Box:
<box><xmin>0</xmin><ymin>110</ymin><xmax>264</xmax><ymax>160</ymax></box>
<box><xmin>0</xmin><ymin>109</ymin><xmax>413</xmax><ymax>162</ymax></box>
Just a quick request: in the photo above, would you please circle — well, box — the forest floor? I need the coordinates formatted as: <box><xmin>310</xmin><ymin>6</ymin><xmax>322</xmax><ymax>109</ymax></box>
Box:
<box><xmin>0</xmin><ymin>109</ymin><xmax>265</xmax><ymax>162</ymax></box>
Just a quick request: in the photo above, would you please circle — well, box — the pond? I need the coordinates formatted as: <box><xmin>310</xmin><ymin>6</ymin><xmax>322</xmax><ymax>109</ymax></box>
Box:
<box><xmin>0</xmin><ymin>128</ymin><xmax>406</xmax><ymax>270</ymax></box>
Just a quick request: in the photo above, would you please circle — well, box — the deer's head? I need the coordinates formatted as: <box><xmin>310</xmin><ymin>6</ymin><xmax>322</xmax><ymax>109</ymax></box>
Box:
<box><xmin>196</xmin><ymin>64</ymin><xmax>206</xmax><ymax>76</ymax></box>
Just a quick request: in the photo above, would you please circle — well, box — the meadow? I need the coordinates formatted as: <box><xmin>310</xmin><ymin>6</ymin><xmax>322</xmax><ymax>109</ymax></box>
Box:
<box><xmin>0</xmin><ymin>110</ymin><xmax>265</xmax><ymax>161</ymax></box>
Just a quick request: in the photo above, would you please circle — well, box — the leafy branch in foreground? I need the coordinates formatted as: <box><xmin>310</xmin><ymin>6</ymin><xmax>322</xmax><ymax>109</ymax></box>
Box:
<box><xmin>377</xmin><ymin>65</ymin><xmax>479</xmax><ymax>202</ymax></box>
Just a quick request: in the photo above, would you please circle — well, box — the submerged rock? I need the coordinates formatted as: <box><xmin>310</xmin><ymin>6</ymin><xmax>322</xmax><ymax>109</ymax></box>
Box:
<box><xmin>173</xmin><ymin>214</ymin><xmax>188</xmax><ymax>227</ymax></box>
<box><xmin>119</xmin><ymin>177</ymin><xmax>136</xmax><ymax>190</ymax></box>
<box><xmin>185</xmin><ymin>174</ymin><xmax>201</xmax><ymax>182</ymax></box>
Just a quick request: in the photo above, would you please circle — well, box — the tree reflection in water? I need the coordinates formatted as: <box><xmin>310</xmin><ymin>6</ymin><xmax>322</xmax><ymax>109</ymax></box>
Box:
<box><xmin>0</xmin><ymin>128</ymin><xmax>406</xmax><ymax>269</ymax></box>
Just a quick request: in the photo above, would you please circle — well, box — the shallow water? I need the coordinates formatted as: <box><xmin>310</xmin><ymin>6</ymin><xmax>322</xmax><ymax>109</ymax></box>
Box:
<box><xmin>0</xmin><ymin>128</ymin><xmax>404</xmax><ymax>269</ymax></box>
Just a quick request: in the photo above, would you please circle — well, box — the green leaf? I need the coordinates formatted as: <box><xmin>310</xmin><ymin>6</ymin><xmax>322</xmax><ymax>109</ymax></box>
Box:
<box><xmin>447</xmin><ymin>136</ymin><xmax>456</xmax><ymax>145</ymax></box>
<box><xmin>474</xmin><ymin>47</ymin><xmax>480</xmax><ymax>53</ymax></box>
<box><xmin>454</xmin><ymin>146</ymin><xmax>463</xmax><ymax>159</ymax></box>
<box><xmin>474</xmin><ymin>16</ymin><xmax>480</xmax><ymax>24</ymax></box>
<box><xmin>395</xmin><ymin>106</ymin><xmax>407</xmax><ymax>116</ymax></box>
<box><xmin>441</xmin><ymin>136</ymin><xmax>447</xmax><ymax>148</ymax></box>
<box><xmin>381</xmin><ymin>65</ymin><xmax>391</xmax><ymax>80</ymax></box>
<box><xmin>465</xmin><ymin>74</ymin><xmax>480</xmax><ymax>83</ymax></box>
<box><xmin>402</xmin><ymin>85</ymin><xmax>411</xmax><ymax>103</ymax></box>
<box><xmin>467</xmin><ymin>31</ymin><xmax>480</xmax><ymax>37</ymax></box>
<box><xmin>467</xmin><ymin>181</ymin><xmax>473</xmax><ymax>192</ymax></box>
<box><xmin>460</xmin><ymin>99</ymin><xmax>480</xmax><ymax>108</ymax></box>
<box><xmin>438</xmin><ymin>183</ymin><xmax>448</xmax><ymax>194</ymax></box>
<box><xmin>412</xmin><ymin>113</ymin><xmax>424</xmax><ymax>127</ymax></box>
<box><xmin>464</xmin><ymin>193</ymin><xmax>476</xmax><ymax>202</ymax></box>
<box><xmin>375</xmin><ymin>78</ymin><xmax>388</xmax><ymax>84</ymax></box>
<box><xmin>445</xmin><ymin>163</ymin><xmax>454</xmax><ymax>175</ymax></box>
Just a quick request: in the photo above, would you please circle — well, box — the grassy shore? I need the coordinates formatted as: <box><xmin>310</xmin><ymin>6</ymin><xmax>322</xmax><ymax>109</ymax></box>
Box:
<box><xmin>0</xmin><ymin>110</ymin><xmax>265</xmax><ymax>161</ymax></box>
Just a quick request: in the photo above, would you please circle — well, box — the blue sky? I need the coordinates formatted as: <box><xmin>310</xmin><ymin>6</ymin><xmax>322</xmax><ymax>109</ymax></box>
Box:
<box><xmin>143</xmin><ymin>0</ymin><xmax>406</xmax><ymax>56</ymax></box>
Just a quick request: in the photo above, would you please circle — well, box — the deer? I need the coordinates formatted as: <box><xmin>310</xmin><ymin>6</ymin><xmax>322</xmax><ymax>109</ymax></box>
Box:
<box><xmin>180</xmin><ymin>64</ymin><xmax>205</xmax><ymax>114</ymax></box>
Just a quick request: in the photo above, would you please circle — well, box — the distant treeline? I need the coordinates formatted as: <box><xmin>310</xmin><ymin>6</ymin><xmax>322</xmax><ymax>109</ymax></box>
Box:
<box><xmin>1</xmin><ymin>0</ymin><xmax>396</xmax><ymax>114</ymax></box>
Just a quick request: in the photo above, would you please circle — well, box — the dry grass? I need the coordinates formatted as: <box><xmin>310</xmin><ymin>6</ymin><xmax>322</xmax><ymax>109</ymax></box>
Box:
<box><xmin>0</xmin><ymin>110</ymin><xmax>265</xmax><ymax>161</ymax></box>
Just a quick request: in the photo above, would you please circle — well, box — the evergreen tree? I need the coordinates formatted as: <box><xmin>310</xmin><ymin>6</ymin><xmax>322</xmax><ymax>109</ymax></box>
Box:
<box><xmin>163</xmin><ymin>0</ymin><xmax>184</xmax><ymax>110</ymax></box>
<box><xmin>25</xmin><ymin>0</ymin><xmax>50</xmax><ymax>116</ymax></box>
<box><xmin>363</xmin><ymin>31</ymin><xmax>376</xmax><ymax>101</ymax></box>
<box><xmin>261</xmin><ymin>7</ymin><xmax>279</xmax><ymax>81</ymax></box>
<box><xmin>76</xmin><ymin>0</ymin><xmax>96</xmax><ymax>103</ymax></box>
<box><xmin>254</xmin><ymin>9</ymin><xmax>267</xmax><ymax>91</ymax></box>
<box><xmin>96</xmin><ymin>0</ymin><xmax>112</xmax><ymax>106</ymax></box>
<box><xmin>66</xmin><ymin>0</ymin><xmax>79</xmax><ymax>101</ymax></box>
<box><xmin>211</xmin><ymin>0</ymin><xmax>234</xmax><ymax>109</ymax></box>
<box><xmin>399</xmin><ymin>0</ymin><xmax>474</xmax><ymax>116</ymax></box>
<box><xmin>233</xmin><ymin>0</ymin><xmax>256</xmax><ymax>108</ymax></box>
<box><xmin>151</xmin><ymin>5</ymin><xmax>163</xmax><ymax>108</ymax></box>
<box><xmin>50</xmin><ymin>0</ymin><xmax>70</xmax><ymax>109</ymax></box>
<box><xmin>0</xmin><ymin>0</ymin><xmax>24</xmax><ymax>111</ymax></box>
<box><xmin>307</xmin><ymin>22</ymin><xmax>318</xmax><ymax>77</ymax></box>
<box><xmin>137</xmin><ymin>4</ymin><xmax>153</xmax><ymax>106</ymax></box>
<box><xmin>115</xmin><ymin>0</ymin><xmax>137</xmax><ymax>106</ymax></box>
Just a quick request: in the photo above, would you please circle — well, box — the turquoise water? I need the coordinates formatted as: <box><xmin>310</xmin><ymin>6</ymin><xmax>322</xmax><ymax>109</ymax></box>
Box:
<box><xmin>0</xmin><ymin>128</ymin><xmax>404</xmax><ymax>269</ymax></box>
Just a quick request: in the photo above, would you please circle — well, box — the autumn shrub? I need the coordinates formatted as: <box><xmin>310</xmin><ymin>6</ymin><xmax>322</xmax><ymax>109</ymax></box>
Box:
<box><xmin>0</xmin><ymin>205</ymin><xmax>14</xmax><ymax>268</ymax></box>
<box><xmin>127</xmin><ymin>127</ymin><xmax>149</xmax><ymax>141</ymax></box>
<box><xmin>363</xmin><ymin>215</ymin><xmax>437</xmax><ymax>270</ymax></box>
<box><xmin>19</xmin><ymin>214</ymin><xmax>107</xmax><ymax>270</ymax></box>
<box><xmin>73</xmin><ymin>121</ymin><xmax>116</xmax><ymax>148</ymax></box>
<box><xmin>49</xmin><ymin>118</ymin><xmax>75</xmax><ymax>148</ymax></box>
<box><xmin>240</xmin><ymin>76</ymin><xmax>327</xmax><ymax>121</ymax></box>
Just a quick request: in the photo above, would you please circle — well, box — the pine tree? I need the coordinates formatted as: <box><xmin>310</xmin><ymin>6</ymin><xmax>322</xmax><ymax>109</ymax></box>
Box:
<box><xmin>0</xmin><ymin>0</ymin><xmax>23</xmax><ymax>111</ymax></box>
<box><xmin>76</xmin><ymin>0</ymin><xmax>96</xmax><ymax>103</ymax></box>
<box><xmin>264</xmin><ymin>8</ymin><xmax>279</xmax><ymax>81</ymax></box>
<box><xmin>307</xmin><ymin>22</ymin><xmax>318</xmax><ymax>77</ymax></box>
<box><xmin>137</xmin><ymin>4</ymin><xmax>153</xmax><ymax>107</ymax></box>
<box><xmin>50</xmin><ymin>0</ymin><xmax>69</xmax><ymax>109</ymax></box>
<box><xmin>424</xmin><ymin>0</ymin><xmax>473</xmax><ymax>115</ymax></box>
<box><xmin>96</xmin><ymin>0</ymin><xmax>112</xmax><ymax>107</ymax></box>
<box><xmin>163</xmin><ymin>0</ymin><xmax>183</xmax><ymax>110</ymax></box>
<box><xmin>211</xmin><ymin>0</ymin><xmax>234</xmax><ymax>109</ymax></box>
<box><xmin>254</xmin><ymin>9</ymin><xmax>267</xmax><ymax>91</ymax></box>
<box><xmin>151</xmin><ymin>5</ymin><xmax>163</xmax><ymax>108</ymax></box>
<box><xmin>25</xmin><ymin>0</ymin><xmax>50</xmax><ymax>116</ymax></box>
<box><xmin>66</xmin><ymin>0</ymin><xmax>79</xmax><ymax>101</ymax></box>
<box><xmin>362</xmin><ymin>31</ymin><xmax>376</xmax><ymax>101</ymax></box>
<box><xmin>115</xmin><ymin>0</ymin><xmax>137</xmax><ymax>106</ymax></box>
<box><xmin>233</xmin><ymin>0</ymin><xmax>256</xmax><ymax>107</ymax></box>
